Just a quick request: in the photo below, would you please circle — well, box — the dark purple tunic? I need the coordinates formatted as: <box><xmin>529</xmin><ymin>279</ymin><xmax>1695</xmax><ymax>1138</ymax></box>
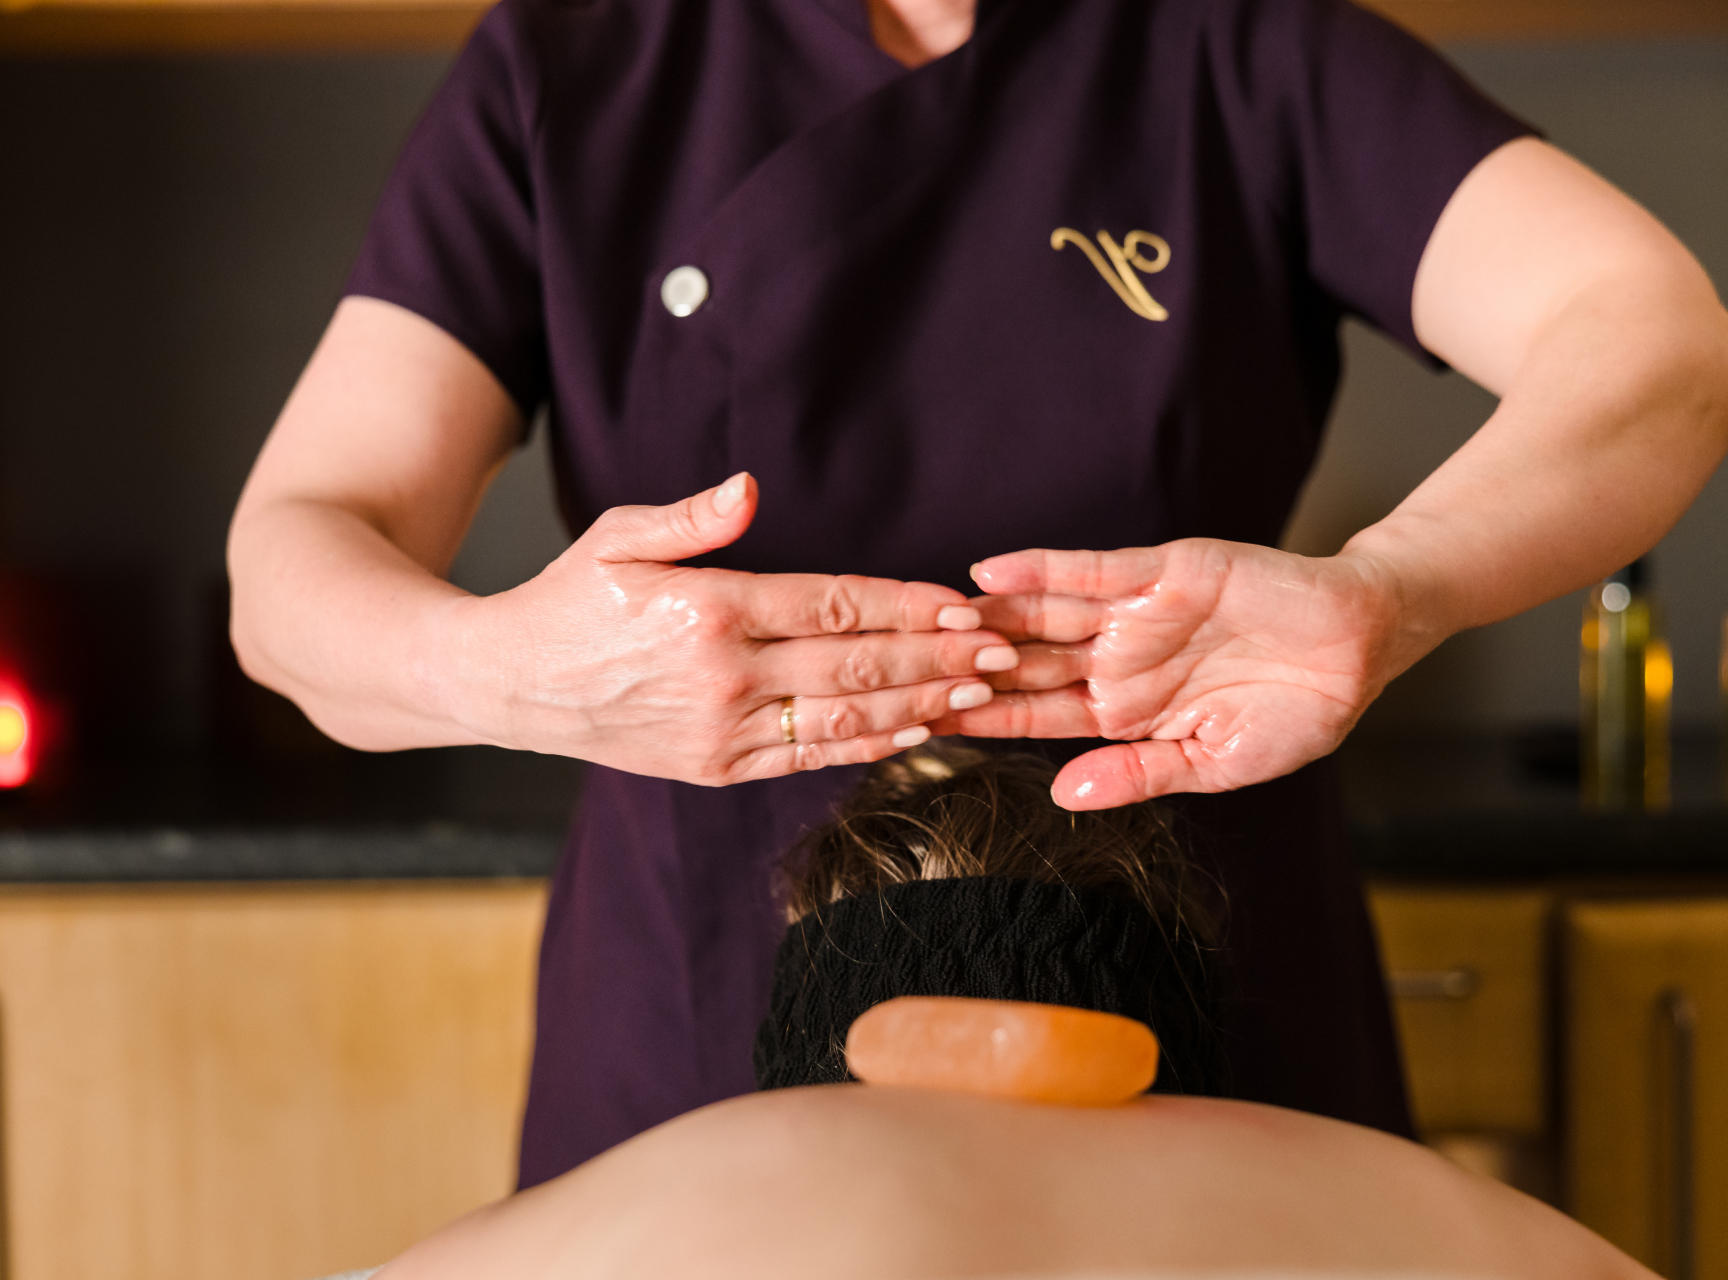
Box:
<box><xmin>347</xmin><ymin>0</ymin><xmax>1530</xmax><ymax>1186</ymax></box>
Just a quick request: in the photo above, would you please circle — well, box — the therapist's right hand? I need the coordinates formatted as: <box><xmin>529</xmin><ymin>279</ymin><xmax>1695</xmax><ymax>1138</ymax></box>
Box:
<box><xmin>229</xmin><ymin>298</ymin><xmax>1008</xmax><ymax>785</ymax></box>
<box><xmin>447</xmin><ymin>472</ymin><xmax>1011</xmax><ymax>783</ymax></box>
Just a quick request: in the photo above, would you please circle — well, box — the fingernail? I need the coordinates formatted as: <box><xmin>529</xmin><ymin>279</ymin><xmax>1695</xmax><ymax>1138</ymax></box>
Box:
<box><xmin>968</xmin><ymin>562</ymin><xmax>984</xmax><ymax>584</ymax></box>
<box><xmin>947</xmin><ymin>683</ymin><xmax>993</xmax><ymax>712</ymax></box>
<box><xmin>891</xmin><ymin>725</ymin><xmax>931</xmax><ymax>749</ymax></box>
<box><xmin>973</xmin><ymin>645</ymin><xmax>1018</xmax><ymax>672</ymax></box>
<box><xmin>712</xmin><ymin>472</ymin><xmax>749</xmax><ymax>516</ymax></box>
<box><xmin>937</xmin><ymin>605</ymin><xmax>981</xmax><ymax>631</ymax></box>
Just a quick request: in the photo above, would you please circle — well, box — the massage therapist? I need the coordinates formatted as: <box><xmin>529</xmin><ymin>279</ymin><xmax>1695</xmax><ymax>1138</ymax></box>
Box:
<box><xmin>227</xmin><ymin>0</ymin><xmax>1728</xmax><ymax>1187</ymax></box>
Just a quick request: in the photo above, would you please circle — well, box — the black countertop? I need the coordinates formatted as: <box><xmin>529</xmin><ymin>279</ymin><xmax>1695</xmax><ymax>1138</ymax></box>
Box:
<box><xmin>0</xmin><ymin>826</ymin><xmax>563</xmax><ymax>883</ymax></box>
<box><xmin>1341</xmin><ymin>730</ymin><xmax>1728</xmax><ymax>881</ymax></box>
<box><xmin>0</xmin><ymin>746</ymin><xmax>577</xmax><ymax>883</ymax></box>
<box><xmin>2</xmin><ymin>733</ymin><xmax>1726</xmax><ymax>884</ymax></box>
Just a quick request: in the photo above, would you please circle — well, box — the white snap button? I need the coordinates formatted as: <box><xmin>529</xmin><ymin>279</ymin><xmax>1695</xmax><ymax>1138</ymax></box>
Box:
<box><xmin>661</xmin><ymin>265</ymin><xmax>709</xmax><ymax>317</ymax></box>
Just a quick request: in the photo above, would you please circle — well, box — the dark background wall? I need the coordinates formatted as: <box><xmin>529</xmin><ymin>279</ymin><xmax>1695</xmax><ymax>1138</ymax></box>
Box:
<box><xmin>0</xmin><ymin>39</ymin><xmax>1724</xmax><ymax>752</ymax></box>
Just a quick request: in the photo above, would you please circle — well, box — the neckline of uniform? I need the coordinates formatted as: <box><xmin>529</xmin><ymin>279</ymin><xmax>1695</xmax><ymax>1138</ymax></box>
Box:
<box><xmin>803</xmin><ymin>0</ymin><xmax>1014</xmax><ymax>80</ymax></box>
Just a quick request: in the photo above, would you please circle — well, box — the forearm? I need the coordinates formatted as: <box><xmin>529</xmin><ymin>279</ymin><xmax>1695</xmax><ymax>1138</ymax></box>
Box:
<box><xmin>1341</xmin><ymin>273</ymin><xmax>1728</xmax><ymax>683</ymax></box>
<box><xmin>227</xmin><ymin>496</ymin><xmax>489</xmax><ymax>751</ymax></box>
<box><xmin>226</xmin><ymin>297</ymin><xmax>531</xmax><ymax>750</ymax></box>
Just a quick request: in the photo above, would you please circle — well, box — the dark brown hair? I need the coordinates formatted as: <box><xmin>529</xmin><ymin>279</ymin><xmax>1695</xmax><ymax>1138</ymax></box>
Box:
<box><xmin>759</xmin><ymin>742</ymin><xmax>1226</xmax><ymax>1095</ymax></box>
<box><xmin>780</xmin><ymin>742</ymin><xmax>1217</xmax><ymax>945</ymax></box>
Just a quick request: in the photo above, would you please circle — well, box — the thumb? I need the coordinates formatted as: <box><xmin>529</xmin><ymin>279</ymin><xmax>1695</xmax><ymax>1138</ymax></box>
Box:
<box><xmin>590</xmin><ymin>472</ymin><xmax>757</xmax><ymax>564</ymax></box>
<box><xmin>1052</xmin><ymin>741</ymin><xmax>1191</xmax><ymax>810</ymax></box>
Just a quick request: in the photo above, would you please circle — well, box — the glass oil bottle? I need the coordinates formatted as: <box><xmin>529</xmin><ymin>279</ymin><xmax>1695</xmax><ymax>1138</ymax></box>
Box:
<box><xmin>1581</xmin><ymin>561</ymin><xmax>1670</xmax><ymax>811</ymax></box>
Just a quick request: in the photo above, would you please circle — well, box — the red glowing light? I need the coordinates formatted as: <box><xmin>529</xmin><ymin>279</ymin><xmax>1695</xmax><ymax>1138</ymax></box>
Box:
<box><xmin>0</xmin><ymin>681</ymin><xmax>34</xmax><ymax>789</ymax></box>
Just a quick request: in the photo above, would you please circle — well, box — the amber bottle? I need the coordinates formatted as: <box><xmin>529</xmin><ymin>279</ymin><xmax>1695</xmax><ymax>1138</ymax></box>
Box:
<box><xmin>1581</xmin><ymin>562</ymin><xmax>1670</xmax><ymax>811</ymax></box>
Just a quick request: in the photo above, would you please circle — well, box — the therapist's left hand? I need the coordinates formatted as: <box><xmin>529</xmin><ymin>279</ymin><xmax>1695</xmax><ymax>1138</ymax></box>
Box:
<box><xmin>926</xmin><ymin>539</ymin><xmax>1409</xmax><ymax>810</ymax></box>
<box><xmin>932</xmin><ymin>138</ymin><xmax>1728</xmax><ymax>807</ymax></box>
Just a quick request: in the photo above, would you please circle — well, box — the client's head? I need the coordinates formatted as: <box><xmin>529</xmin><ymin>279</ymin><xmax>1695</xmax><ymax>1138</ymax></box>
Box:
<box><xmin>753</xmin><ymin>744</ymin><xmax>1225</xmax><ymax>1097</ymax></box>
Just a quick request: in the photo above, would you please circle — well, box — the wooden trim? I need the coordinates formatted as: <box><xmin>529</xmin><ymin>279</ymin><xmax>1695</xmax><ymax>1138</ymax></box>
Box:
<box><xmin>1363</xmin><ymin>0</ymin><xmax>1728</xmax><ymax>41</ymax></box>
<box><xmin>0</xmin><ymin>2</ymin><xmax>487</xmax><ymax>53</ymax></box>
<box><xmin>0</xmin><ymin>0</ymin><xmax>1724</xmax><ymax>54</ymax></box>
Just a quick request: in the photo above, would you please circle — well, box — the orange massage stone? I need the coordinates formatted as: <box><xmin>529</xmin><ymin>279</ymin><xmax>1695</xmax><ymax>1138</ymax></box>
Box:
<box><xmin>845</xmin><ymin>996</ymin><xmax>1159</xmax><ymax>1105</ymax></box>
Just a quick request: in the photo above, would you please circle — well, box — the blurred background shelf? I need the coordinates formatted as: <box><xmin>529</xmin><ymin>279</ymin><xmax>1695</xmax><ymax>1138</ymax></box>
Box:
<box><xmin>0</xmin><ymin>1</ymin><xmax>484</xmax><ymax>52</ymax></box>
<box><xmin>1370</xmin><ymin>0</ymin><xmax>1728</xmax><ymax>41</ymax></box>
<box><xmin>1</xmin><ymin>0</ymin><xmax>1726</xmax><ymax>55</ymax></box>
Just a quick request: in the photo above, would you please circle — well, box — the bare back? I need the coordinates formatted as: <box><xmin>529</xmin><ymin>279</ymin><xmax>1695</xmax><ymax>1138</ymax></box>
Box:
<box><xmin>380</xmin><ymin>1087</ymin><xmax>1652</xmax><ymax>1280</ymax></box>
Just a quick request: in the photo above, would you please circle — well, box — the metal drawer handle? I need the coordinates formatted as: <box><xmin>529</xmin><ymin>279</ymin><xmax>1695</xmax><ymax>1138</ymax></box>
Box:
<box><xmin>1388</xmin><ymin>967</ymin><xmax>1478</xmax><ymax>1000</ymax></box>
<box><xmin>1661</xmin><ymin>986</ymin><xmax>1695</xmax><ymax>1280</ymax></box>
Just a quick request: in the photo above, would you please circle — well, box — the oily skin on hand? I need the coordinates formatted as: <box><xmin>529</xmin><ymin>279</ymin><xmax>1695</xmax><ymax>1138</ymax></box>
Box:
<box><xmin>229</xmin><ymin>306</ymin><xmax>1018</xmax><ymax>786</ymax></box>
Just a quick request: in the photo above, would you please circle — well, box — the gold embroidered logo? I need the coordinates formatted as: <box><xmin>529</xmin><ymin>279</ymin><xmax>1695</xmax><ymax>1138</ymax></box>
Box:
<box><xmin>1051</xmin><ymin>228</ymin><xmax>1171</xmax><ymax>321</ymax></box>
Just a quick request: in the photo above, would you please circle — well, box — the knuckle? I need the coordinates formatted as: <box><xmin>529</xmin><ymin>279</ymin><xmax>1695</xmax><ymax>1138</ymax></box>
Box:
<box><xmin>582</xmin><ymin>505</ymin><xmax>640</xmax><ymax>555</ymax></box>
<box><xmin>689</xmin><ymin>759</ymin><xmax>731</xmax><ymax>787</ymax></box>
<box><xmin>897</xmin><ymin>585</ymin><xmax>934</xmax><ymax>631</ymax></box>
<box><xmin>862</xmin><ymin>736</ymin><xmax>903</xmax><ymax>765</ymax></box>
<box><xmin>1123</xmin><ymin>747</ymin><xmax>1152</xmax><ymax>799</ymax></box>
<box><xmin>1087</xmin><ymin>550</ymin><xmax>1110</xmax><ymax>595</ymax></box>
<box><xmin>947</xmin><ymin>632</ymin><xmax>987</xmax><ymax>668</ymax></box>
<box><xmin>924</xmin><ymin>683</ymin><xmax>961</xmax><ymax>718</ymax></box>
<box><xmin>582</xmin><ymin>507</ymin><xmax>618</xmax><ymax>544</ymax></box>
<box><xmin>668</xmin><ymin>496</ymin><xmax>706</xmax><ymax>545</ymax></box>
<box><xmin>822</xmin><ymin>701</ymin><xmax>869</xmax><ymax>741</ymax></box>
<box><xmin>839</xmin><ymin>649</ymin><xmax>889</xmax><ymax>692</ymax></box>
<box><xmin>817</xmin><ymin>579</ymin><xmax>863</xmax><ymax>634</ymax></box>
<box><xmin>705</xmin><ymin>669</ymin><xmax>753</xmax><ymax>707</ymax></box>
<box><xmin>599</xmin><ymin>502</ymin><xmax>645</xmax><ymax>529</ymax></box>
<box><xmin>1035</xmin><ymin>595</ymin><xmax>1054</xmax><ymax>637</ymax></box>
<box><xmin>685</xmin><ymin>590</ymin><xmax>738</xmax><ymax>644</ymax></box>
<box><xmin>692</xmin><ymin>615</ymin><xmax>733</xmax><ymax>647</ymax></box>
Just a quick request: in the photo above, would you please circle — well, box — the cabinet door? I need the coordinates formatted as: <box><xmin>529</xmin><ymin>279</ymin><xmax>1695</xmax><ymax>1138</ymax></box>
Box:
<box><xmin>0</xmin><ymin>881</ymin><xmax>546</xmax><ymax>1280</ymax></box>
<box><xmin>1368</xmin><ymin>888</ymin><xmax>1551</xmax><ymax>1136</ymax></box>
<box><xmin>1566</xmin><ymin>899</ymin><xmax>1728</xmax><ymax>1278</ymax></box>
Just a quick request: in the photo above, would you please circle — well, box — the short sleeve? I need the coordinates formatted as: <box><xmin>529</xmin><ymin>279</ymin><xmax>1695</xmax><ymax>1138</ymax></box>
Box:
<box><xmin>344</xmin><ymin>2</ymin><xmax>549</xmax><ymax>417</ymax></box>
<box><xmin>1225</xmin><ymin>0</ymin><xmax>1537</xmax><ymax>360</ymax></box>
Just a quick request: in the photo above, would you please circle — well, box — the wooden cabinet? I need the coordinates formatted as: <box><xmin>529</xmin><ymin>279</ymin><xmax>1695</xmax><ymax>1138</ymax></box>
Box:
<box><xmin>1566</xmin><ymin>900</ymin><xmax>1728</xmax><ymax>1279</ymax></box>
<box><xmin>1370</xmin><ymin>888</ymin><xmax>1551</xmax><ymax>1137</ymax></box>
<box><xmin>0</xmin><ymin>881</ymin><xmax>546</xmax><ymax>1280</ymax></box>
<box><xmin>1372</xmin><ymin>885</ymin><xmax>1728</xmax><ymax>1277</ymax></box>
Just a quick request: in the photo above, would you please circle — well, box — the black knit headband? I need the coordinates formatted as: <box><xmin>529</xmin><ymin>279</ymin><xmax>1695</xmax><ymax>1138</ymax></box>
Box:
<box><xmin>751</xmin><ymin>876</ymin><xmax>1223</xmax><ymax>1096</ymax></box>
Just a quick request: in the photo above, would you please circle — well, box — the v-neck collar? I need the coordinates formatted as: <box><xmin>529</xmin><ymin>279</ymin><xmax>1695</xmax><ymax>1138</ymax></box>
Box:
<box><xmin>799</xmin><ymin>0</ymin><xmax>1011</xmax><ymax>80</ymax></box>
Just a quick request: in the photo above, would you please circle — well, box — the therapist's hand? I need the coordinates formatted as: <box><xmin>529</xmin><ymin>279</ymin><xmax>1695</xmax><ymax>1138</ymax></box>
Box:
<box><xmin>444</xmin><ymin>472</ymin><xmax>1014</xmax><ymax>784</ymax></box>
<box><xmin>926</xmin><ymin>540</ymin><xmax>1402</xmax><ymax>810</ymax></box>
<box><xmin>230</xmin><ymin>300</ymin><xmax>1014</xmax><ymax>783</ymax></box>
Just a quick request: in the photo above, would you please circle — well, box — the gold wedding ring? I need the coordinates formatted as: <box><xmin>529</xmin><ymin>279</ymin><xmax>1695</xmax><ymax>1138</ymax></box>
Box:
<box><xmin>780</xmin><ymin>696</ymin><xmax>797</xmax><ymax>745</ymax></box>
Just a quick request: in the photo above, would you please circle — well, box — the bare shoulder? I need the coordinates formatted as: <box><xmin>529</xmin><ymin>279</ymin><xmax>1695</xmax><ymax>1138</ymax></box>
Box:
<box><xmin>1108</xmin><ymin>1096</ymin><xmax>1656</xmax><ymax>1280</ymax></box>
